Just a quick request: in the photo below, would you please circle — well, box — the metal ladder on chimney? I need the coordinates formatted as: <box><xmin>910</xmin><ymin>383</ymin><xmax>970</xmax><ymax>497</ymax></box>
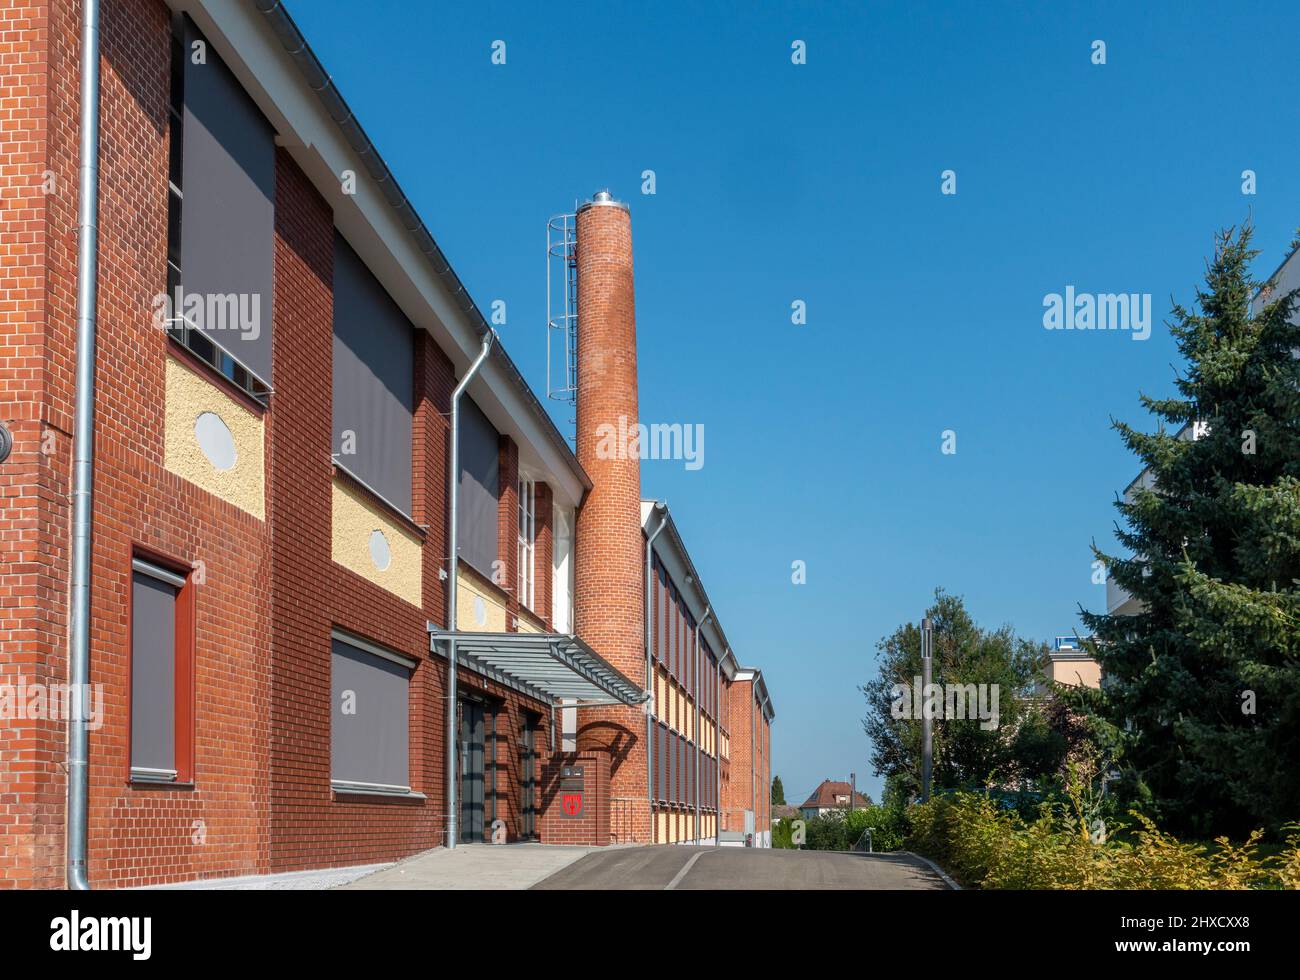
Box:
<box><xmin>546</xmin><ymin>211</ymin><xmax>578</xmax><ymax>411</ymax></box>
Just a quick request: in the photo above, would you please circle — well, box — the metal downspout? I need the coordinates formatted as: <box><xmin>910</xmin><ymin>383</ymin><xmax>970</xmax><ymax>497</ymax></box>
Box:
<box><xmin>445</xmin><ymin>334</ymin><xmax>494</xmax><ymax>849</ymax></box>
<box><xmin>693</xmin><ymin>606</ymin><xmax>712</xmax><ymax>845</ymax></box>
<box><xmin>643</xmin><ymin>503</ymin><xmax>667</xmax><ymax>837</ymax></box>
<box><xmin>66</xmin><ymin>0</ymin><xmax>101</xmax><ymax>892</ymax></box>
<box><xmin>715</xmin><ymin>652</ymin><xmax>721</xmax><ymax>846</ymax></box>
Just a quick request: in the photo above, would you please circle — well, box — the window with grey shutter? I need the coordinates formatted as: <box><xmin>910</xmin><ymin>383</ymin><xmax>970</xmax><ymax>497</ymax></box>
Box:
<box><xmin>330</xmin><ymin>635</ymin><xmax>413</xmax><ymax>793</ymax></box>
<box><xmin>458</xmin><ymin>396</ymin><xmax>500</xmax><ymax>577</ymax></box>
<box><xmin>130</xmin><ymin>561</ymin><xmax>184</xmax><ymax>780</ymax></box>
<box><xmin>684</xmin><ymin>738</ymin><xmax>691</xmax><ymax>805</ymax></box>
<box><xmin>680</xmin><ymin>735</ymin><xmax>688</xmax><ymax>804</ymax></box>
<box><xmin>668</xmin><ymin>584</ymin><xmax>677</xmax><ymax>678</ymax></box>
<box><xmin>332</xmin><ymin>233</ymin><xmax>416</xmax><ymax>514</ymax></box>
<box><xmin>668</xmin><ymin>729</ymin><xmax>677</xmax><ymax>803</ymax></box>
<box><xmin>657</xmin><ymin>564</ymin><xmax>668</xmax><ymax>664</ymax></box>
<box><xmin>658</xmin><ymin>723</ymin><xmax>668</xmax><ymax>801</ymax></box>
<box><xmin>670</xmin><ymin>727</ymin><xmax>681</xmax><ymax>800</ymax></box>
<box><xmin>167</xmin><ymin>15</ymin><xmax>275</xmax><ymax>396</ymax></box>
<box><xmin>686</xmin><ymin>615</ymin><xmax>695</xmax><ymax>698</ymax></box>
<box><xmin>676</xmin><ymin>732</ymin><xmax>684</xmax><ymax>803</ymax></box>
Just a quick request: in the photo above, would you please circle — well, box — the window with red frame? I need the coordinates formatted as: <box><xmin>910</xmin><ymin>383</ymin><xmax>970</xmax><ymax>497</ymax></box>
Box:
<box><xmin>129</xmin><ymin>555</ymin><xmax>194</xmax><ymax>784</ymax></box>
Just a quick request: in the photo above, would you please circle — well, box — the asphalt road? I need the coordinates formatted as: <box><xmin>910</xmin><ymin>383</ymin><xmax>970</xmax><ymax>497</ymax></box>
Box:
<box><xmin>530</xmin><ymin>845</ymin><xmax>952</xmax><ymax>890</ymax></box>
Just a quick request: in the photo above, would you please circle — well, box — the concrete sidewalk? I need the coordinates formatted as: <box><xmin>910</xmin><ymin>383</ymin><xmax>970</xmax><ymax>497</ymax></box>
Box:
<box><xmin>141</xmin><ymin>862</ymin><xmax>393</xmax><ymax>890</ymax></box>
<box><xmin>339</xmin><ymin>843</ymin><xmax>607</xmax><ymax>890</ymax></box>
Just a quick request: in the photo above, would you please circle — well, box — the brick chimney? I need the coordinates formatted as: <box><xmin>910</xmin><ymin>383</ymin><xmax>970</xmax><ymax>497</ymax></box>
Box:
<box><xmin>572</xmin><ymin>190</ymin><xmax>649</xmax><ymax>842</ymax></box>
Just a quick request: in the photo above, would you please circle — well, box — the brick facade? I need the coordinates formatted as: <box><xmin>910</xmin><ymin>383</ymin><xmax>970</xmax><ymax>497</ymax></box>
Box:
<box><xmin>572</xmin><ymin>199</ymin><xmax>651</xmax><ymax>843</ymax></box>
<box><xmin>1</xmin><ymin>0</ymin><xmax>71</xmax><ymax>890</ymax></box>
<box><xmin>0</xmin><ymin>0</ymin><xmax>559</xmax><ymax>887</ymax></box>
<box><xmin>721</xmin><ymin>676</ymin><xmax>772</xmax><ymax>841</ymax></box>
<box><xmin>0</xmin><ymin>0</ymin><xmax>774</xmax><ymax>886</ymax></box>
<box><xmin>538</xmin><ymin>751</ymin><xmax>609</xmax><ymax>846</ymax></box>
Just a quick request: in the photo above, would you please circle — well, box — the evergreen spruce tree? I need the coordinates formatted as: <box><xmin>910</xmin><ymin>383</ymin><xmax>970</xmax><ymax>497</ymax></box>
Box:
<box><xmin>771</xmin><ymin>775</ymin><xmax>786</xmax><ymax>806</ymax></box>
<box><xmin>1083</xmin><ymin>226</ymin><xmax>1300</xmax><ymax>836</ymax></box>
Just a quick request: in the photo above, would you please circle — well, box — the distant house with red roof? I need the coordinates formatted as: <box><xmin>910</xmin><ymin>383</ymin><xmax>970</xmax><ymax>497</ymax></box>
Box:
<box><xmin>798</xmin><ymin>780</ymin><xmax>872</xmax><ymax>820</ymax></box>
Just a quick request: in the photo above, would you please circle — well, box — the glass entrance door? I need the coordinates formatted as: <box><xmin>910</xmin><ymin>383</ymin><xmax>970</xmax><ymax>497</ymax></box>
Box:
<box><xmin>459</xmin><ymin>700</ymin><xmax>485</xmax><ymax>843</ymax></box>
<box><xmin>519</xmin><ymin>714</ymin><xmax>540</xmax><ymax>840</ymax></box>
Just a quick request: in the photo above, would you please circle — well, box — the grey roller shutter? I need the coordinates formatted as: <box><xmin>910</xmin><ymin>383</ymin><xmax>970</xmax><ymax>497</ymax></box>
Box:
<box><xmin>675</xmin><ymin>733</ymin><xmax>682</xmax><ymax>803</ymax></box>
<box><xmin>656</xmin><ymin>565</ymin><xmax>667</xmax><ymax>664</ymax></box>
<box><xmin>458</xmin><ymin>396</ymin><xmax>500</xmax><ymax>576</ymax></box>
<box><xmin>131</xmin><ymin>570</ymin><xmax>178</xmax><ymax>774</ymax></box>
<box><xmin>179</xmin><ymin>19</ymin><xmax>275</xmax><ymax>382</ymax></box>
<box><xmin>668</xmin><ymin>585</ymin><xmax>677</xmax><ymax>677</ymax></box>
<box><xmin>330</xmin><ymin>638</ymin><xmax>411</xmax><ymax>790</ymax></box>
<box><xmin>659</xmin><ymin>723</ymin><xmax>669</xmax><ymax>801</ymax></box>
<box><xmin>332</xmin><ymin>233</ymin><xmax>415</xmax><ymax>513</ymax></box>
<box><xmin>681</xmin><ymin>733</ymin><xmax>691</xmax><ymax>800</ymax></box>
<box><xmin>687</xmin><ymin>617</ymin><xmax>695</xmax><ymax>698</ymax></box>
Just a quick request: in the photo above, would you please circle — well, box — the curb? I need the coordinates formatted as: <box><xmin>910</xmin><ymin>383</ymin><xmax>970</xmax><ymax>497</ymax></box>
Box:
<box><xmin>900</xmin><ymin>851</ymin><xmax>961</xmax><ymax>890</ymax></box>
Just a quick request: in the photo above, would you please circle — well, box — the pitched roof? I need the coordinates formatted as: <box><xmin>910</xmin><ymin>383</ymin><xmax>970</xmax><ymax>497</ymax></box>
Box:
<box><xmin>799</xmin><ymin>779</ymin><xmax>872</xmax><ymax>810</ymax></box>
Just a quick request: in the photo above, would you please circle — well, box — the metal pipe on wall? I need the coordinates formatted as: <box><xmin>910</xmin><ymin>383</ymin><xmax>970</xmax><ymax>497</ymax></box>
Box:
<box><xmin>66</xmin><ymin>0</ymin><xmax>102</xmax><ymax>892</ymax></box>
<box><xmin>717</xmin><ymin>646</ymin><xmax>729</xmax><ymax>847</ymax></box>
<box><xmin>921</xmin><ymin>617</ymin><xmax>934</xmax><ymax>803</ymax></box>
<box><xmin>445</xmin><ymin>333</ymin><xmax>495</xmax><ymax>849</ymax></box>
<box><xmin>693</xmin><ymin>605</ymin><xmax>711</xmax><ymax>845</ymax></box>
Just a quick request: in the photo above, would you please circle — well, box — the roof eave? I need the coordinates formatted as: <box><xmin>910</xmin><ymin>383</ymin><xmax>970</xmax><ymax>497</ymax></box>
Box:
<box><xmin>245</xmin><ymin>0</ymin><xmax>589</xmax><ymax>495</ymax></box>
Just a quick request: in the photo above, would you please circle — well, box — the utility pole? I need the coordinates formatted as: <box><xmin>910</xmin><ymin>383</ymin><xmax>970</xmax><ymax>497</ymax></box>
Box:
<box><xmin>920</xmin><ymin>617</ymin><xmax>933</xmax><ymax>803</ymax></box>
<box><xmin>849</xmin><ymin>772</ymin><xmax>856</xmax><ymax>814</ymax></box>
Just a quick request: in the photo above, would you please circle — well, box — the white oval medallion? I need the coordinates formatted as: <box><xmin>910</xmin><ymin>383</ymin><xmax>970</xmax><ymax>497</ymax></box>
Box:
<box><xmin>473</xmin><ymin>595</ymin><xmax>488</xmax><ymax>626</ymax></box>
<box><xmin>194</xmin><ymin>412</ymin><xmax>237</xmax><ymax>471</ymax></box>
<box><xmin>368</xmin><ymin>529</ymin><xmax>391</xmax><ymax>571</ymax></box>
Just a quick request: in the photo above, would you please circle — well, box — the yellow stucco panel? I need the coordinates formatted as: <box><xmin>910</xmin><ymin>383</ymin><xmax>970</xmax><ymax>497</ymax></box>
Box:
<box><xmin>331</xmin><ymin>478</ymin><xmax>423</xmax><ymax>607</ymax></box>
<box><xmin>456</xmin><ymin>568</ymin><xmax>509</xmax><ymax>633</ymax></box>
<box><xmin>164</xmin><ymin>357</ymin><xmax>265</xmax><ymax>518</ymax></box>
<box><xmin>517</xmin><ymin>611</ymin><xmax>544</xmax><ymax>634</ymax></box>
<box><xmin>1049</xmin><ymin>658</ymin><xmax>1102</xmax><ymax>688</ymax></box>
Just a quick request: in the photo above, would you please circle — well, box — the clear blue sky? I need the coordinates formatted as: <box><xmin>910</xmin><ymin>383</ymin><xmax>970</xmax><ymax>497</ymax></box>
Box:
<box><xmin>292</xmin><ymin>0</ymin><xmax>1300</xmax><ymax>807</ymax></box>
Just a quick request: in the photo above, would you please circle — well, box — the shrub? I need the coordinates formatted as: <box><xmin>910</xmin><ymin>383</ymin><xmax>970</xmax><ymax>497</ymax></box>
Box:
<box><xmin>845</xmin><ymin>804</ymin><xmax>906</xmax><ymax>852</ymax></box>
<box><xmin>906</xmin><ymin>790</ymin><xmax>1300</xmax><ymax>889</ymax></box>
<box><xmin>803</xmin><ymin>813</ymin><xmax>849</xmax><ymax>851</ymax></box>
<box><xmin>772</xmin><ymin>817</ymin><xmax>796</xmax><ymax>849</ymax></box>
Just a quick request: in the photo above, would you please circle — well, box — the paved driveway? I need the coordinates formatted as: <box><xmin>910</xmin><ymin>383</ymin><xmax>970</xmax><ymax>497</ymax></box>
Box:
<box><xmin>531</xmin><ymin>846</ymin><xmax>952</xmax><ymax>890</ymax></box>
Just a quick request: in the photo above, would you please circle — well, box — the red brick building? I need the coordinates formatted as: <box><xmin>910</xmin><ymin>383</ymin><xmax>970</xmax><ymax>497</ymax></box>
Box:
<box><xmin>0</xmin><ymin>0</ymin><xmax>774</xmax><ymax>888</ymax></box>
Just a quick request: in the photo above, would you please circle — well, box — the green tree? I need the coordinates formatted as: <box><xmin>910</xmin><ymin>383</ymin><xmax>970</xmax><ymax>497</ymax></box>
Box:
<box><xmin>771</xmin><ymin>816</ymin><xmax>796</xmax><ymax>849</ymax></box>
<box><xmin>770</xmin><ymin>775</ymin><xmax>786</xmax><ymax>806</ymax></box>
<box><xmin>1083</xmin><ymin>226</ymin><xmax>1300</xmax><ymax>836</ymax></box>
<box><xmin>1011</xmin><ymin>696</ymin><xmax>1111</xmax><ymax>788</ymax></box>
<box><xmin>862</xmin><ymin>590</ymin><xmax>1044</xmax><ymax>797</ymax></box>
<box><xmin>803</xmin><ymin>813</ymin><xmax>849</xmax><ymax>851</ymax></box>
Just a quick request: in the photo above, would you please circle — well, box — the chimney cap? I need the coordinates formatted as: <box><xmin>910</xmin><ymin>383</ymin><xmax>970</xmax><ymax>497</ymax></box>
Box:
<box><xmin>578</xmin><ymin>188</ymin><xmax>629</xmax><ymax>213</ymax></box>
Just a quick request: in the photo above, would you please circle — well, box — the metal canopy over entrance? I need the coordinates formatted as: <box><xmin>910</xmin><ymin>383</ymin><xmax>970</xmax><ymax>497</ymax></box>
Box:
<box><xmin>428</xmin><ymin>629</ymin><xmax>649</xmax><ymax>707</ymax></box>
